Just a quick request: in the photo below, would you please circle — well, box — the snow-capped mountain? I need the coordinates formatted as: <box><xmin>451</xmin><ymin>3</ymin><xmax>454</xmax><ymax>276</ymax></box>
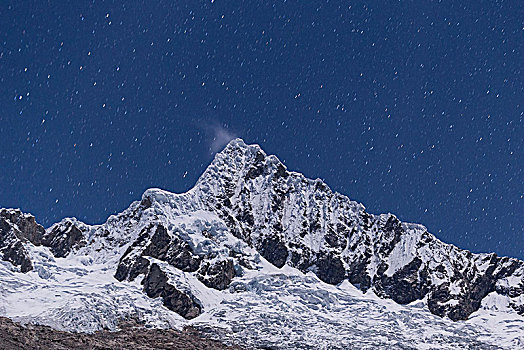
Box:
<box><xmin>1</xmin><ymin>139</ymin><xmax>523</xmax><ymax>349</ymax></box>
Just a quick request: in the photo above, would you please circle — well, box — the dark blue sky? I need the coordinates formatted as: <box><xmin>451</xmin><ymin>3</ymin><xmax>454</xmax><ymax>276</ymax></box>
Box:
<box><xmin>0</xmin><ymin>1</ymin><xmax>522</xmax><ymax>259</ymax></box>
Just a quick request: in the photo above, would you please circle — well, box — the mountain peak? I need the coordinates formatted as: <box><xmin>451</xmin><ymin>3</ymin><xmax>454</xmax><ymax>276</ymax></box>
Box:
<box><xmin>195</xmin><ymin>138</ymin><xmax>285</xmax><ymax>190</ymax></box>
<box><xmin>221</xmin><ymin>138</ymin><xmax>279</xmax><ymax>161</ymax></box>
<box><xmin>2</xmin><ymin>140</ymin><xmax>523</xmax><ymax>348</ymax></box>
<box><xmin>224</xmin><ymin>137</ymin><xmax>250</xmax><ymax>150</ymax></box>
<box><xmin>156</xmin><ymin>139</ymin><xmax>524</xmax><ymax>322</ymax></box>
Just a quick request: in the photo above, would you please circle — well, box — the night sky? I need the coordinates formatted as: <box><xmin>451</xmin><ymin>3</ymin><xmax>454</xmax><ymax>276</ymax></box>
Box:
<box><xmin>0</xmin><ymin>1</ymin><xmax>522</xmax><ymax>259</ymax></box>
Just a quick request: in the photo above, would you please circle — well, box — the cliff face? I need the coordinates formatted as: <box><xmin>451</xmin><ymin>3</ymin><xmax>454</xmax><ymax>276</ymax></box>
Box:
<box><xmin>177</xmin><ymin>139</ymin><xmax>523</xmax><ymax>320</ymax></box>
<box><xmin>0</xmin><ymin>139</ymin><xmax>522</xmax><ymax>331</ymax></box>
<box><xmin>0</xmin><ymin>209</ymin><xmax>45</xmax><ymax>272</ymax></box>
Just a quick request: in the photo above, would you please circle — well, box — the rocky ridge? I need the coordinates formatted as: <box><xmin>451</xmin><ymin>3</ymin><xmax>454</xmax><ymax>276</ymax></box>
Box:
<box><xmin>96</xmin><ymin>139</ymin><xmax>524</xmax><ymax>320</ymax></box>
<box><xmin>0</xmin><ymin>138</ymin><xmax>523</xmax><ymax>348</ymax></box>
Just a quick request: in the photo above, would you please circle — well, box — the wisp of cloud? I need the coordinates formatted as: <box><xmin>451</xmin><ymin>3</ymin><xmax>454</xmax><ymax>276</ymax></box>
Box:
<box><xmin>210</xmin><ymin>126</ymin><xmax>237</xmax><ymax>153</ymax></box>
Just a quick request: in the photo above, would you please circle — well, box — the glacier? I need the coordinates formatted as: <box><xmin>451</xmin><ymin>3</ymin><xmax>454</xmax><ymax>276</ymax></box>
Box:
<box><xmin>0</xmin><ymin>138</ymin><xmax>523</xmax><ymax>349</ymax></box>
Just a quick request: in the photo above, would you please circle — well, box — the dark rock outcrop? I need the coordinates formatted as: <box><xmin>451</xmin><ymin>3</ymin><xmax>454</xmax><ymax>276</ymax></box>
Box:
<box><xmin>115</xmin><ymin>254</ymin><xmax>150</xmax><ymax>282</ymax></box>
<box><xmin>115</xmin><ymin>225</ymin><xmax>201</xmax><ymax>282</ymax></box>
<box><xmin>375</xmin><ymin>258</ymin><xmax>427</xmax><ymax>305</ymax></box>
<box><xmin>197</xmin><ymin>259</ymin><xmax>235</xmax><ymax>290</ymax></box>
<box><xmin>314</xmin><ymin>253</ymin><xmax>346</xmax><ymax>285</ymax></box>
<box><xmin>0</xmin><ymin>230</ymin><xmax>33</xmax><ymax>273</ymax></box>
<box><xmin>41</xmin><ymin>220</ymin><xmax>86</xmax><ymax>258</ymax></box>
<box><xmin>143</xmin><ymin>263</ymin><xmax>201</xmax><ymax>319</ymax></box>
<box><xmin>0</xmin><ymin>210</ymin><xmax>87</xmax><ymax>269</ymax></box>
<box><xmin>259</xmin><ymin>237</ymin><xmax>288</xmax><ymax>268</ymax></box>
<box><xmin>427</xmin><ymin>254</ymin><xmax>524</xmax><ymax>320</ymax></box>
<box><xmin>0</xmin><ymin>209</ymin><xmax>45</xmax><ymax>272</ymax></box>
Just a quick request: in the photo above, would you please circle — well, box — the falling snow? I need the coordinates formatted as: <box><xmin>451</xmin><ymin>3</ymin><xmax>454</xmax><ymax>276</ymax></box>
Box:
<box><xmin>0</xmin><ymin>1</ymin><xmax>522</xmax><ymax>259</ymax></box>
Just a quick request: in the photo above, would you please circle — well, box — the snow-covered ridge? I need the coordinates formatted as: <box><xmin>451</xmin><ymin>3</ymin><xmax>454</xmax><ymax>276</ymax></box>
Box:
<box><xmin>183</xmin><ymin>138</ymin><xmax>523</xmax><ymax>320</ymax></box>
<box><xmin>0</xmin><ymin>138</ymin><xmax>523</xmax><ymax>348</ymax></box>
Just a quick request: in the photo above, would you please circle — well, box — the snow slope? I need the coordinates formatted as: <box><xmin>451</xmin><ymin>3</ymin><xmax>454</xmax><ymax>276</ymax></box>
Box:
<box><xmin>0</xmin><ymin>138</ymin><xmax>523</xmax><ymax>349</ymax></box>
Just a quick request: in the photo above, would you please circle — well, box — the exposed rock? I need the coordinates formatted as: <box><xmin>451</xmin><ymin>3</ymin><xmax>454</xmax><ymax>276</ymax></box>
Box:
<box><xmin>324</xmin><ymin>231</ymin><xmax>343</xmax><ymax>248</ymax></box>
<box><xmin>142</xmin><ymin>225</ymin><xmax>171</xmax><ymax>259</ymax></box>
<box><xmin>259</xmin><ymin>237</ymin><xmax>288</xmax><ymax>268</ymax></box>
<box><xmin>0</xmin><ymin>209</ymin><xmax>45</xmax><ymax>272</ymax></box>
<box><xmin>114</xmin><ymin>225</ymin><xmax>155</xmax><ymax>281</ymax></box>
<box><xmin>198</xmin><ymin>259</ymin><xmax>235</xmax><ymax>290</ymax></box>
<box><xmin>427</xmin><ymin>254</ymin><xmax>524</xmax><ymax>320</ymax></box>
<box><xmin>115</xmin><ymin>254</ymin><xmax>150</xmax><ymax>282</ymax></box>
<box><xmin>143</xmin><ymin>263</ymin><xmax>201</xmax><ymax>319</ymax></box>
<box><xmin>41</xmin><ymin>220</ymin><xmax>86</xmax><ymax>258</ymax></box>
<box><xmin>378</xmin><ymin>215</ymin><xmax>404</xmax><ymax>256</ymax></box>
<box><xmin>0</xmin><ymin>232</ymin><xmax>33</xmax><ymax>273</ymax></box>
<box><xmin>0</xmin><ymin>317</ymin><xmax>240</xmax><ymax>350</ymax></box>
<box><xmin>164</xmin><ymin>236</ymin><xmax>201</xmax><ymax>273</ymax></box>
<box><xmin>115</xmin><ymin>225</ymin><xmax>201</xmax><ymax>282</ymax></box>
<box><xmin>314</xmin><ymin>253</ymin><xmax>346</xmax><ymax>285</ymax></box>
<box><xmin>139</xmin><ymin>195</ymin><xmax>153</xmax><ymax>209</ymax></box>
<box><xmin>0</xmin><ymin>210</ymin><xmax>87</xmax><ymax>264</ymax></box>
<box><xmin>1</xmin><ymin>209</ymin><xmax>45</xmax><ymax>245</ymax></box>
<box><xmin>375</xmin><ymin>257</ymin><xmax>427</xmax><ymax>305</ymax></box>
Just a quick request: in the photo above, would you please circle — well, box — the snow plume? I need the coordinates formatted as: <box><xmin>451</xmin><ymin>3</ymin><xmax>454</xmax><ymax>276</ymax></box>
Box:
<box><xmin>200</xmin><ymin>121</ymin><xmax>237</xmax><ymax>153</ymax></box>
